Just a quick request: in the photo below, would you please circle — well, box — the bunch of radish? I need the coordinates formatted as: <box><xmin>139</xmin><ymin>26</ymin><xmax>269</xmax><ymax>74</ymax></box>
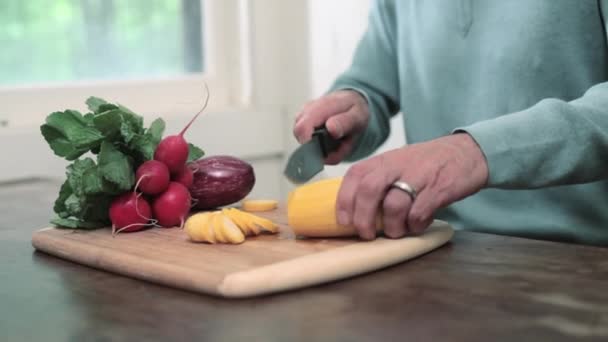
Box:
<box><xmin>109</xmin><ymin>92</ymin><xmax>208</xmax><ymax>235</ymax></box>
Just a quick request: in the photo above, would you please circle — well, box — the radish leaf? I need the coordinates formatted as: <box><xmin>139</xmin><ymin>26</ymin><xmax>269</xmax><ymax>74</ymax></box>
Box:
<box><xmin>98</xmin><ymin>141</ymin><xmax>134</xmax><ymax>191</ymax></box>
<box><xmin>41</xmin><ymin>110</ymin><xmax>105</xmax><ymax>160</ymax></box>
<box><xmin>188</xmin><ymin>143</ymin><xmax>205</xmax><ymax>162</ymax></box>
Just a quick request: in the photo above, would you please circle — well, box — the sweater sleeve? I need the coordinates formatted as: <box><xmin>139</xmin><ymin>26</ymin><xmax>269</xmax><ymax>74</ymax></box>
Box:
<box><xmin>455</xmin><ymin>81</ymin><xmax>608</xmax><ymax>189</ymax></box>
<box><xmin>454</xmin><ymin>0</ymin><xmax>608</xmax><ymax>189</ymax></box>
<box><xmin>328</xmin><ymin>0</ymin><xmax>401</xmax><ymax>162</ymax></box>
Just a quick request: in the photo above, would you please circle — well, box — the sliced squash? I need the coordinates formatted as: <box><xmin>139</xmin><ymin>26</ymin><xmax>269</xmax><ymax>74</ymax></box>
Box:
<box><xmin>211</xmin><ymin>212</ymin><xmax>229</xmax><ymax>243</ymax></box>
<box><xmin>184</xmin><ymin>211</ymin><xmax>216</xmax><ymax>243</ymax></box>
<box><xmin>240</xmin><ymin>210</ymin><xmax>279</xmax><ymax>233</ymax></box>
<box><xmin>222</xmin><ymin>208</ymin><xmax>253</xmax><ymax>236</ymax></box>
<box><xmin>220</xmin><ymin>215</ymin><xmax>245</xmax><ymax>244</ymax></box>
<box><xmin>184</xmin><ymin>208</ymin><xmax>278</xmax><ymax>244</ymax></box>
<box><xmin>241</xmin><ymin>199</ymin><xmax>278</xmax><ymax>212</ymax></box>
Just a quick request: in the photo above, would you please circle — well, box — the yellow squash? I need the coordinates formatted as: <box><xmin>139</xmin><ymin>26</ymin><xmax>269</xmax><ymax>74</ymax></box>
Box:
<box><xmin>287</xmin><ymin>177</ymin><xmax>382</xmax><ymax>237</ymax></box>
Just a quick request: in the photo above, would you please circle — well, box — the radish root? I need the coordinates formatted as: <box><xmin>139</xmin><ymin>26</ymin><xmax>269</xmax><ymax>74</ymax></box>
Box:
<box><xmin>179</xmin><ymin>81</ymin><xmax>210</xmax><ymax>137</ymax></box>
<box><xmin>133</xmin><ymin>174</ymin><xmax>147</xmax><ymax>194</ymax></box>
<box><xmin>111</xmin><ymin>193</ymin><xmax>155</xmax><ymax>237</ymax></box>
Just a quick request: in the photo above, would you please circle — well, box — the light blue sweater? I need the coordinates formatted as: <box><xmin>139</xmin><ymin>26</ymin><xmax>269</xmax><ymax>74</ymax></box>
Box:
<box><xmin>330</xmin><ymin>0</ymin><xmax>608</xmax><ymax>245</ymax></box>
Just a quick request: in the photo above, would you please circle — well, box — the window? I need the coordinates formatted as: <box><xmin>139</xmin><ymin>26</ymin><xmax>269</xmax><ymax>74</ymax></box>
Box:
<box><xmin>0</xmin><ymin>0</ymin><xmax>204</xmax><ymax>86</ymax></box>
<box><xmin>0</xmin><ymin>0</ymin><xmax>248</xmax><ymax>127</ymax></box>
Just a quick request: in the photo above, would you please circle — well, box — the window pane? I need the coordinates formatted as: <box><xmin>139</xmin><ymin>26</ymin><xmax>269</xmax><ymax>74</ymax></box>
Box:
<box><xmin>0</xmin><ymin>0</ymin><xmax>204</xmax><ymax>86</ymax></box>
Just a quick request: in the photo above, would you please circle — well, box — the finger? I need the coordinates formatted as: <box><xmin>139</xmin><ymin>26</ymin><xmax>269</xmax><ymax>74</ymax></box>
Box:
<box><xmin>407</xmin><ymin>187</ymin><xmax>443</xmax><ymax>234</ymax></box>
<box><xmin>293</xmin><ymin>95</ymin><xmax>353</xmax><ymax>143</ymax></box>
<box><xmin>352</xmin><ymin>170</ymin><xmax>391</xmax><ymax>240</ymax></box>
<box><xmin>381</xmin><ymin>188</ymin><xmax>412</xmax><ymax>239</ymax></box>
<box><xmin>294</xmin><ymin>112</ymin><xmax>304</xmax><ymax>126</ymax></box>
<box><xmin>336</xmin><ymin>162</ymin><xmax>373</xmax><ymax>228</ymax></box>
<box><xmin>324</xmin><ymin>135</ymin><xmax>354</xmax><ymax>165</ymax></box>
<box><xmin>324</xmin><ymin>106</ymin><xmax>366</xmax><ymax>140</ymax></box>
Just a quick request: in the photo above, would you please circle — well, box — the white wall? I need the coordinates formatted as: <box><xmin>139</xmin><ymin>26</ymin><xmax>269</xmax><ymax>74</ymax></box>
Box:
<box><xmin>307</xmin><ymin>0</ymin><xmax>405</xmax><ymax>178</ymax></box>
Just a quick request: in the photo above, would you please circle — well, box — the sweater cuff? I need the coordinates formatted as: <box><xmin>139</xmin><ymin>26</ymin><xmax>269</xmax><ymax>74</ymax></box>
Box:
<box><xmin>452</xmin><ymin>104</ymin><xmax>546</xmax><ymax>188</ymax></box>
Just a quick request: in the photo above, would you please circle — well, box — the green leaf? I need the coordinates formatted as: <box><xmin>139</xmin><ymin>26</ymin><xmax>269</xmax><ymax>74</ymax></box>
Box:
<box><xmin>51</xmin><ymin>161</ymin><xmax>115</xmax><ymax>228</ymax></box>
<box><xmin>129</xmin><ymin>134</ymin><xmax>155</xmax><ymax>161</ymax></box>
<box><xmin>97</xmin><ymin>103</ymin><xmax>120</xmax><ymax>113</ymax></box>
<box><xmin>83</xmin><ymin>112</ymin><xmax>95</xmax><ymax>124</ymax></box>
<box><xmin>118</xmin><ymin>103</ymin><xmax>136</xmax><ymax>115</ymax></box>
<box><xmin>187</xmin><ymin>143</ymin><xmax>205</xmax><ymax>162</ymax></box>
<box><xmin>65</xmin><ymin>193</ymin><xmax>84</xmax><ymax>215</ymax></box>
<box><xmin>41</xmin><ymin>110</ymin><xmax>104</xmax><ymax>160</ymax></box>
<box><xmin>147</xmin><ymin>118</ymin><xmax>165</xmax><ymax>143</ymax></box>
<box><xmin>40</xmin><ymin>125</ymin><xmax>84</xmax><ymax>161</ymax></box>
<box><xmin>93</xmin><ymin>107</ymin><xmax>144</xmax><ymax>145</ymax></box>
<box><xmin>93</xmin><ymin>109</ymin><xmax>123</xmax><ymax>139</ymax></box>
<box><xmin>53</xmin><ymin>180</ymin><xmax>73</xmax><ymax>219</ymax></box>
<box><xmin>120</xmin><ymin>120</ymin><xmax>138</xmax><ymax>144</ymax></box>
<box><xmin>97</xmin><ymin>141</ymin><xmax>134</xmax><ymax>191</ymax></box>
<box><xmin>120</xmin><ymin>110</ymin><xmax>144</xmax><ymax>136</ymax></box>
<box><xmin>81</xmin><ymin>195</ymin><xmax>114</xmax><ymax>224</ymax></box>
<box><xmin>86</xmin><ymin>96</ymin><xmax>108</xmax><ymax>113</ymax></box>
<box><xmin>66</xmin><ymin>158</ymin><xmax>98</xmax><ymax>197</ymax></box>
<box><xmin>82</xmin><ymin>165</ymin><xmax>122</xmax><ymax>195</ymax></box>
<box><xmin>128</xmin><ymin>118</ymin><xmax>165</xmax><ymax>161</ymax></box>
<box><xmin>51</xmin><ymin>217</ymin><xmax>106</xmax><ymax>229</ymax></box>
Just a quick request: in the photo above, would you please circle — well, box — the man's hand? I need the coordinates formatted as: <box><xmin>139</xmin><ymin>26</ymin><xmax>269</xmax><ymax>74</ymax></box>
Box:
<box><xmin>293</xmin><ymin>90</ymin><xmax>370</xmax><ymax>164</ymax></box>
<box><xmin>336</xmin><ymin>133</ymin><xmax>489</xmax><ymax>240</ymax></box>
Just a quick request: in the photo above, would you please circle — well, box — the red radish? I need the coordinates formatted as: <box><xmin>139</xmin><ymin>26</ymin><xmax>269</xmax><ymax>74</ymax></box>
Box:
<box><xmin>135</xmin><ymin>160</ymin><xmax>170</xmax><ymax>195</ymax></box>
<box><xmin>173</xmin><ymin>165</ymin><xmax>194</xmax><ymax>188</ymax></box>
<box><xmin>109</xmin><ymin>192</ymin><xmax>152</xmax><ymax>233</ymax></box>
<box><xmin>154</xmin><ymin>83</ymin><xmax>209</xmax><ymax>173</ymax></box>
<box><xmin>153</xmin><ymin>136</ymin><xmax>189</xmax><ymax>174</ymax></box>
<box><xmin>152</xmin><ymin>182</ymin><xmax>192</xmax><ymax>227</ymax></box>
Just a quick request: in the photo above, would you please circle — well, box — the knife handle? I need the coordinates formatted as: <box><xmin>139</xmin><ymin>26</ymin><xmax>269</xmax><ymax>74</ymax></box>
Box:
<box><xmin>313</xmin><ymin>125</ymin><xmax>342</xmax><ymax>157</ymax></box>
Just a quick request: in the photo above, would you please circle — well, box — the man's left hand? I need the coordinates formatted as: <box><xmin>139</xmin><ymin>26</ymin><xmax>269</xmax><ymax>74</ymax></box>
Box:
<box><xmin>336</xmin><ymin>133</ymin><xmax>489</xmax><ymax>239</ymax></box>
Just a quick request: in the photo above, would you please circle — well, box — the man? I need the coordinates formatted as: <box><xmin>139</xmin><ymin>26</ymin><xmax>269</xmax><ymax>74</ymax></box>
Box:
<box><xmin>293</xmin><ymin>0</ymin><xmax>608</xmax><ymax>246</ymax></box>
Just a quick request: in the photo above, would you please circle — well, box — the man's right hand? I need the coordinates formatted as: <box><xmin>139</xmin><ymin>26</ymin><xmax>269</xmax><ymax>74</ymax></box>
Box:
<box><xmin>293</xmin><ymin>90</ymin><xmax>370</xmax><ymax>165</ymax></box>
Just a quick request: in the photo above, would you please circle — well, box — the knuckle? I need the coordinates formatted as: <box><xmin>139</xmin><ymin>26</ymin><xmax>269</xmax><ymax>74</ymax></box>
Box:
<box><xmin>345</xmin><ymin>164</ymin><xmax>367</xmax><ymax>179</ymax></box>
<box><xmin>359</xmin><ymin>177</ymin><xmax>381</xmax><ymax>197</ymax></box>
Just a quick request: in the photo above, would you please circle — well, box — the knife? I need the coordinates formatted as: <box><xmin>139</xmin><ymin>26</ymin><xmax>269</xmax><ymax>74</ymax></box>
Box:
<box><xmin>283</xmin><ymin>125</ymin><xmax>342</xmax><ymax>184</ymax></box>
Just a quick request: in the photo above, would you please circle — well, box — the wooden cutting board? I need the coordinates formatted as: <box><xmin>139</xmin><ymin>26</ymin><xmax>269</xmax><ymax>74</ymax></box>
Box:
<box><xmin>31</xmin><ymin>205</ymin><xmax>454</xmax><ymax>298</ymax></box>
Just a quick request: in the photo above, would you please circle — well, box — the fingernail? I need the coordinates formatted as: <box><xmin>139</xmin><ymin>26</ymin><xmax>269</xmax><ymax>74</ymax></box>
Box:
<box><xmin>337</xmin><ymin>210</ymin><xmax>349</xmax><ymax>225</ymax></box>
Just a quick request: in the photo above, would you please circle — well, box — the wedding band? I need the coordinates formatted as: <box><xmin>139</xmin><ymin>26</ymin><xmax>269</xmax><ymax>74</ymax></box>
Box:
<box><xmin>390</xmin><ymin>180</ymin><xmax>417</xmax><ymax>201</ymax></box>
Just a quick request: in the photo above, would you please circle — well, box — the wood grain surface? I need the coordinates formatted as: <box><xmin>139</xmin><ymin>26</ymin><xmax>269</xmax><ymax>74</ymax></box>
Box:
<box><xmin>31</xmin><ymin>205</ymin><xmax>454</xmax><ymax>298</ymax></box>
<box><xmin>4</xmin><ymin>179</ymin><xmax>608</xmax><ymax>341</ymax></box>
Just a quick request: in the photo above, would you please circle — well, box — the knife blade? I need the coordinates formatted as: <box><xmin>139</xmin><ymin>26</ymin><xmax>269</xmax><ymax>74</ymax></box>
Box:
<box><xmin>283</xmin><ymin>126</ymin><xmax>342</xmax><ymax>184</ymax></box>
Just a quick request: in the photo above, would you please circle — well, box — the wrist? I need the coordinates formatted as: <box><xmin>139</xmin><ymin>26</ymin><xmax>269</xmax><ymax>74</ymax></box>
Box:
<box><xmin>450</xmin><ymin>132</ymin><xmax>489</xmax><ymax>188</ymax></box>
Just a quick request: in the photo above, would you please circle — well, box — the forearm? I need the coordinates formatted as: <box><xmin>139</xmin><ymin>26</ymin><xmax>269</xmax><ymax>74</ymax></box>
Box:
<box><xmin>456</xmin><ymin>82</ymin><xmax>608</xmax><ymax>189</ymax></box>
<box><xmin>327</xmin><ymin>0</ymin><xmax>401</xmax><ymax>161</ymax></box>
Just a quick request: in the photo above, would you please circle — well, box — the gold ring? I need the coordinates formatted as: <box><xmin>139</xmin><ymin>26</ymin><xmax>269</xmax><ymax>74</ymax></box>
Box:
<box><xmin>390</xmin><ymin>180</ymin><xmax>417</xmax><ymax>201</ymax></box>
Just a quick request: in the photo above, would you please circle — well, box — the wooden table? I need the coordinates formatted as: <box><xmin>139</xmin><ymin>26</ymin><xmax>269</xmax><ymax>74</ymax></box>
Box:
<box><xmin>1</xmin><ymin>179</ymin><xmax>607</xmax><ymax>342</ymax></box>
